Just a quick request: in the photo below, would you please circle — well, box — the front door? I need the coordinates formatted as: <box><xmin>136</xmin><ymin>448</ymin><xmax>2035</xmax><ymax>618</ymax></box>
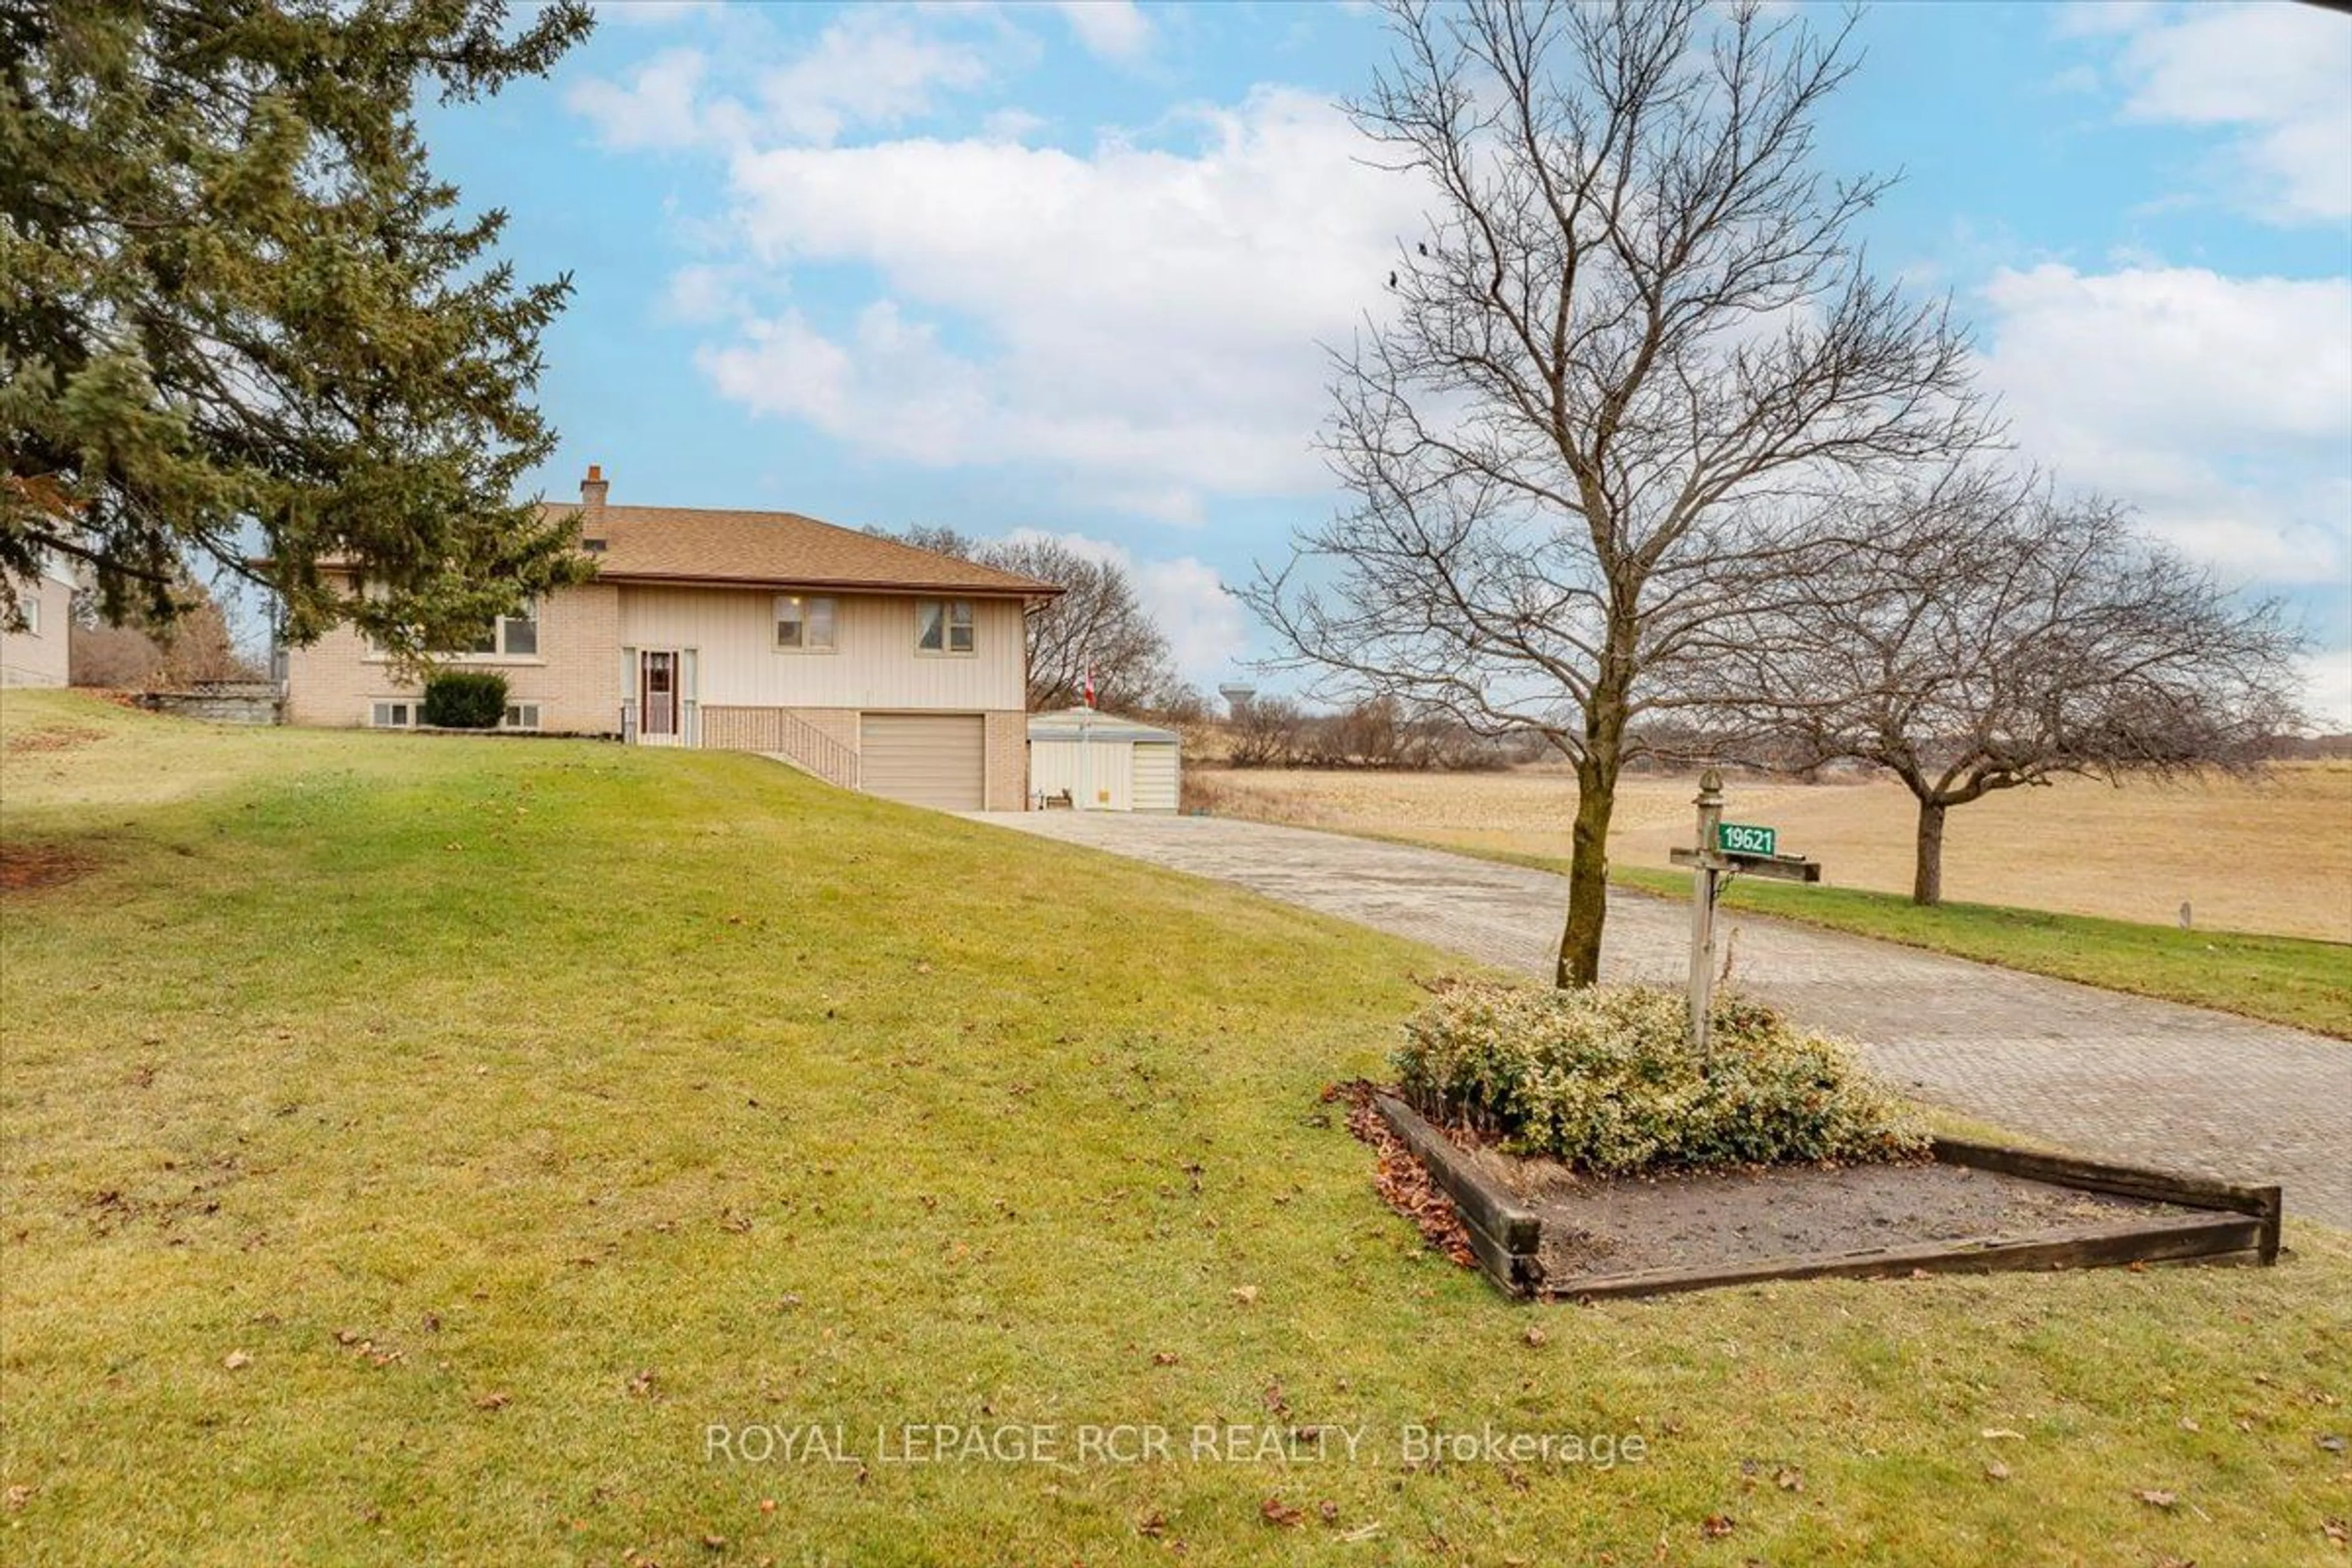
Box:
<box><xmin>639</xmin><ymin>650</ymin><xmax>679</xmax><ymax>741</ymax></box>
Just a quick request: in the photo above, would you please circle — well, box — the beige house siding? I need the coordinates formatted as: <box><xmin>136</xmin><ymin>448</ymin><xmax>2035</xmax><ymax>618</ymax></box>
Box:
<box><xmin>616</xmin><ymin>586</ymin><xmax>1026</xmax><ymax>711</ymax></box>
<box><xmin>284</xmin><ymin>579</ymin><xmax>623</xmax><ymax>733</ymax></box>
<box><xmin>0</xmin><ymin>571</ymin><xmax>74</xmax><ymax>688</ymax></box>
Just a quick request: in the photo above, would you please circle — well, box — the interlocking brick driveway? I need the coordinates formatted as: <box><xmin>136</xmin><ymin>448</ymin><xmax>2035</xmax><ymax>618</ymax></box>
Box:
<box><xmin>975</xmin><ymin>811</ymin><xmax>2351</xmax><ymax>1229</ymax></box>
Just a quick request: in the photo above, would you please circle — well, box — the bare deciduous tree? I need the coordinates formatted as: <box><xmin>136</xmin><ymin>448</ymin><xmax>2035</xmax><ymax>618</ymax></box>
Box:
<box><xmin>1245</xmin><ymin>0</ymin><xmax>1983</xmax><ymax>985</ymax></box>
<box><xmin>1707</xmin><ymin>469</ymin><xmax>2305</xmax><ymax>905</ymax></box>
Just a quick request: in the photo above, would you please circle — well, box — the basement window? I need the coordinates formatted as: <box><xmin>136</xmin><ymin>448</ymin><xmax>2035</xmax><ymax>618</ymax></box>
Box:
<box><xmin>502</xmin><ymin>703</ymin><xmax>541</xmax><ymax>731</ymax></box>
<box><xmin>369</xmin><ymin>701</ymin><xmax>417</xmax><ymax>729</ymax></box>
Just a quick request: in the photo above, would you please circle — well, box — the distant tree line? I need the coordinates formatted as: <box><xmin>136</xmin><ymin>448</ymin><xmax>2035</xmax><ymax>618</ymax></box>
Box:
<box><xmin>1224</xmin><ymin>693</ymin><xmax>1527</xmax><ymax>771</ymax></box>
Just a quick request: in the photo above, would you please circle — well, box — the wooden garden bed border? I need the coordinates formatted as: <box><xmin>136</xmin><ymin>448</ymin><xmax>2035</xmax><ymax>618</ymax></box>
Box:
<box><xmin>1371</xmin><ymin>1093</ymin><xmax>2283</xmax><ymax>1302</ymax></box>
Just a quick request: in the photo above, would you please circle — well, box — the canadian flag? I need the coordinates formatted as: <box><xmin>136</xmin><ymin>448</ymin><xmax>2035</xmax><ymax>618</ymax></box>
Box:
<box><xmin>1082</xmin><ymin>665</ymin><xmax>1096</xmax><ymax>709</ymax></box>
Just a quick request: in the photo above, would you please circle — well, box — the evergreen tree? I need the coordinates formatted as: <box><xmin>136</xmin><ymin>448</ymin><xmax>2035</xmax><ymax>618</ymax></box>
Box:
<box><xmin>0</xmin><ymin>0</ymin><xmax>592</xmax><ymax>654</ymax></box>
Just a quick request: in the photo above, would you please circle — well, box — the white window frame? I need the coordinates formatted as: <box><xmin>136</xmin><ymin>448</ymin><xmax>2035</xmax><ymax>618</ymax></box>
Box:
<box><xmin>369</xmin><ymin>700</ymin><xmax>418</xmax><ymax>729</ymax></box>
<box><xmin>501</xmin><ymin>701</ymin><xmax>541</xmax><ymax>731</ymax></box>
<box><xmin>355</xmin><ymin>575</ymin><xmax>542</xmax><ymax>664</ymax></box>
<box><xmin>774</xmin><ymin>594</ymin><xmax>837</xmax><ymax>652</ymax></box>
<box><xmin>916</xmin><ymin>598</ymin><xmax>976</xmax><ymax>657</ymax></box>
<box><xmin>463</xmin><ymin>603</ymin><xmax>538</xmax><ymax>659</ymax></box>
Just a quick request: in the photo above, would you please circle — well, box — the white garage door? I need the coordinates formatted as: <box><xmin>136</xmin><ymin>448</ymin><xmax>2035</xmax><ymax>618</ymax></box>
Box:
<box><xmin>1131</xmin><ymin>742</ymin><xmax>1179</xmax><ymax>812</ymax></box>
<box><xmin>860</xmin><ymin>713</ymin><xmax>986</xmax><ymax>810</ymax></box>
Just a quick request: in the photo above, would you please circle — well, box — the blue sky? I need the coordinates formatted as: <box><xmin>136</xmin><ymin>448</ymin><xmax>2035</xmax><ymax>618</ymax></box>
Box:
<box><xmin>423</xmin><ymin>0</ymin><xmax>2352</xmax><ymax>721</ymax></box>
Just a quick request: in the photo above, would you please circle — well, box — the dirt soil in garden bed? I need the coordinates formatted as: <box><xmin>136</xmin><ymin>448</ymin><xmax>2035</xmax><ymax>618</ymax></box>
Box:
<box><xmin>1449</xmin><ymin>1138</ymin><xmax>2211</xmax><ymax>1280</ymax></box>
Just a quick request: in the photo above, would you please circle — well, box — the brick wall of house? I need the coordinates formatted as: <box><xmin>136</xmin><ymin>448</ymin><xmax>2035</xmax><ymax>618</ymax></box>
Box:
<box><xmin>984</xmin><ymin>708</ymin><xmax>1027</xmax><ymax>812</ymax></box>
<box><xmin>285</xmin><ymin>580</ymin><xmax>623</xmax><ymax>734</ymax></box>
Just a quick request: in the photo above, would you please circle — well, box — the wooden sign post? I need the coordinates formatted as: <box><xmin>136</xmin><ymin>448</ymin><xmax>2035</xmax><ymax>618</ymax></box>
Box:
<box><xmin>1668</xmin><ymin>769</ymin><xmax>1822</xmax><ymax>1071</ymax></box>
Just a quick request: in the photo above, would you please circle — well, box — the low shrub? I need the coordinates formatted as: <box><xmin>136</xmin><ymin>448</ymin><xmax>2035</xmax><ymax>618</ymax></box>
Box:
<box><xmin>420</xmin><ymin>671</ymin><xmax>509</xmax><ymax>729</ymax></box>
<box><xmin>1395</xmin><ymin>980</ymin><xmax>1924</xmax><ymax>1174</ymax></box>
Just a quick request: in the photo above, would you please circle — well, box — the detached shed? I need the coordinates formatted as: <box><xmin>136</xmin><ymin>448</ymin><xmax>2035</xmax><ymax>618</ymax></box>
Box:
<box><xmin>1027</xmin><ymin>707</ymin><xmax>1182</xmax><ymax>812</ymax></box>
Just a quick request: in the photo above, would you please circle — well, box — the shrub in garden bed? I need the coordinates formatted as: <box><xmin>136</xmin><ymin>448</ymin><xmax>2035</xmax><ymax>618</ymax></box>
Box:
<box><xmin>420</xmin><ymin>671</ymin><xmax>509</xmax><ymax>729</ymax></box>
<box><xmin>1395</xmin><ymin>981</ymin><xmax>1924</xmax><ymax>1175</ymax></box>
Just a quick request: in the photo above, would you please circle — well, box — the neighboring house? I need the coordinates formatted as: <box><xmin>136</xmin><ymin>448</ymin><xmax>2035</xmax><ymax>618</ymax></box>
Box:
<box><xmin>283</xmin><ymin>467</ymin><xmax>1061</xmax><ymax>811</ymax></box>
<box><xmin>1027</xmin><ymin>707</ymin><xmax>1182</xmax><ymax>812</ymax></box>
<box><xmin>1</xmin><ymin>554</ymin><xmax>75</xmax><ymax>689</ymax></box>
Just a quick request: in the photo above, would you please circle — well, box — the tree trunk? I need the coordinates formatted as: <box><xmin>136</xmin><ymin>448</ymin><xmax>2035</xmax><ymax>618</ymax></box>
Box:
<box><xmin>1912</xmin><ymin>797</ymin><xmax>1947</xmax><ymax>906</ymax></box>
<box><xmin>1557</xmin><ymin>705</ymin><xmax>1625</xmax><ymax>988</ymax></box>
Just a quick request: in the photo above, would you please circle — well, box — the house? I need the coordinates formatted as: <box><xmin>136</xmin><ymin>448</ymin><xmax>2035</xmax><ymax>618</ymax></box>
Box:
<box><xmin>1027</xmin><ymin>707</ymin><xmax>1182</xmax><ymax>812</ymax></box>
<box><xmin>1</xmin><ymin>554</ymin><xmax>76</xmax><ymax>689</ymax></box>
<box><xmin>282</xmin><ymin>467</ymin><xmax>1061</xmax><ymax>812</ymax></box>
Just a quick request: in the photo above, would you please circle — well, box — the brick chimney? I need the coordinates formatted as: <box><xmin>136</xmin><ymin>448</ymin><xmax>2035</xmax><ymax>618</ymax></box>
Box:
<box><xmin>581</xmin><ymin>463</ymin><xmax>609</xmax><ymax>521</ymax></box>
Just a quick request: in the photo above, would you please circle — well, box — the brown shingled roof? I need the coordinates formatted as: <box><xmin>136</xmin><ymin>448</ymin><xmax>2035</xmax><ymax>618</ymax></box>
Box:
<box><xmin>551</xmin><ymin>502</ymin><xmax>1060</xmax><ymax>597</ymax></box>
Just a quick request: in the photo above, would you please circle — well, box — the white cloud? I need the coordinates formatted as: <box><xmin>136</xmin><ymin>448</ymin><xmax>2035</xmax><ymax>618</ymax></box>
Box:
<box><xmin>591</xmin><ymin>0</ymin><xmax>724</xmax><ymax>27</ymax></box>
<box><xmin>755</xmin><ymin>10</ymin><xmax>995</xmax><ymax>145</ymax></box>
<box><xmin>1005</xmin><ymin>529</ymin><xmax>1249</xmax><ymax>684</ymax></box>
<box><xmin>660</xmin><ymin>262</ymin><xmax>755</xmax><ymax>325</ymax></box>
<box><xmin>692</xmin><ymin>88</ymin><xmax>1419</xmax><ymax>517</ymax></box>
<box><xmin>566</xmin><ymin>48</ymin><xmax>712</xmax><ymax>151</ymax></box>
<box><xmin>1055</xmin><ymin>1</ymin><xmax>1153</xmax><ymax>63</ymax></box>
<box><xmin>567</xmin><ymin>8</ymin><xmax>1001</xmax><ymax>153</ymax></box>
<box><xmin>2073</xmin><ymin>2</ymin><xmax>2352</xmax><ymax>224</ymax></box>
<box><xmin>1976</xmin><ymin>263</ymin><xmax>2352</xmax><ymax>584</ymax></box>
<box><xmin>2300</xmin><ymin>648</ymin><xmax>2352</xmax><ymax>732</ymax></box>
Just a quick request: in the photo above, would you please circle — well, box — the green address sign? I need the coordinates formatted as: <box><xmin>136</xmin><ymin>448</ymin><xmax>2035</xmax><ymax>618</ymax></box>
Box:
<box><xmin>1717</xmin><ymin>823</ymin><xmax>1777</xmax><ymax>857</ymax></box>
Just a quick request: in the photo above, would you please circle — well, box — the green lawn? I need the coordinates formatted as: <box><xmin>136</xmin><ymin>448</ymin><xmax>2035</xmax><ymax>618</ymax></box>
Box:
<box><xmin>3</xmin><ymin>690</ymin><xmax>2347</xmax><ymax>1565</ymax></box>
<box><xmin>1368</xmin><ymin>834</ymin><xmax>2351</xmax><ymax>1039</ymax></box>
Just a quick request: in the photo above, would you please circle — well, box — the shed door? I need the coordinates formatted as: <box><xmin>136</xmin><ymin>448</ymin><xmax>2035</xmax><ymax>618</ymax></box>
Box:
<box><xmin>859</xmin><ymin>713</ymin><xmax>986</xmax><ymax>811</ymax></box>
<box><xmin>1132</xmin><ymin>742</ymin><xmax>1179</xmax><ymax>812</ymax></box>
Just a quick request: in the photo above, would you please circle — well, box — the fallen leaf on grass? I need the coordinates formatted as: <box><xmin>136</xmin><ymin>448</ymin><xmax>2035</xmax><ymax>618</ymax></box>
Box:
<box><xmin>2320</xmin><ymin>1515</ymin><xmax>2345</xmax><ymax>1545</ymax></box>
<box><xmin>1231</xmin><ymin>1285</ymin><xmax>1260</xmax><ymax>1306</ymax></box>
<box><xmin>1700</xmin><ymin>1515</ymin><xmax>1736</xmax><ymax>1539</ymax></box>
<box><xmin>1774</xmin><ymin>1466</ymin><xmax>1804</xmax><ymax>1493</ymax></box>
<box><xmin>475</xmin><ymin>1392</ymin><xmax>511</xmax><ymax>1411</ymax></box>
<box><xmin>2134</xmin><ymin>1488</ymin><xmax>2178</xmax><ymax>1509</ymax></box>
<box><xmin>2321</xmin><ymin>1434</ymin><xmax>2348</xmax><ymax>1454</ymax></box>
<box><xmin>1984</xmin><ymin>1461</ymin><xmax>2011</xmax><ymax>1482</ymax></box>
<box><xmin>1261</xmin><ymin>1496</ymin><xmax>1305</xmax><ymax>1528</ymax></box>
<box><xmin>3</xmin><ymin>1484</ymin><xmax>32</xmax><ymax>1510</ymax></box>
<box><xmin>1980</xmin><ymin>1428</ymin><xmax>2024</xmax><ymax>1441</ymax></box>
<box><xmin>1136</xmin><ymin>1510</ymin><xmax>1167</xmax><ymax>1538</ymax></box>
<box><xmin>1150</xmin><ymin>1351</ymin><xmax>1179</xmax><ymax>1366</ymax></box>
<box><xmin>625</xmin><ymin>1369</ymin><xmax>658</xmax><ymax>1398</ymax></box>
<box><xmin>222</xmin><ymin>1349</ymin><xmax>251</xmax><ymax>1371</ymax></box>
<box><xmin>1523</xmin><ymin>1325</ymin><xmax>1548</xmax><ymax>1349</ymax></box>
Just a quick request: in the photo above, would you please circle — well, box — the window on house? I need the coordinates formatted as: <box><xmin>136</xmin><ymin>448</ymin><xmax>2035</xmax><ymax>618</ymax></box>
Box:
<box><xmin>917</xmin><ymin>598</ymin><xmax>974</xmax><ymax>655</ymax></box>
<box><xmin>775</xmin><ymin>594</ymin><xmax>837</xmax><ymax>650</ymax></box>
<box><xmin>369</xmin><ymin>701</ymin><xmax>417</xmax><ymax>728</ymax></box>
<box><xmin>21</xmin><ymin>596</ymin><xmax>39</xmax><ymax>636</ymax></box>
<box><xmin>502</xmin><ymin>702</ymin><xmax>541</xmax><ymax>731</ymax></box>
<box><xmin>460</xmin><ymin>604</ymin><xmax>538</xmax><ymax>657</ymax></box>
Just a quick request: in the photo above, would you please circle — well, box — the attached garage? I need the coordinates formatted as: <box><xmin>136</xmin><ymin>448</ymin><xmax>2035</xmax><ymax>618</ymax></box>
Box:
<box><xmin>860</xmin><ymin>712</ymin><xmax>986</xmax><ymax>810</ymax></box>
<box><xmin>1027</xmin><ymin>707</ymin><xmax>1182</xmax><ymax>812</ymax></box>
